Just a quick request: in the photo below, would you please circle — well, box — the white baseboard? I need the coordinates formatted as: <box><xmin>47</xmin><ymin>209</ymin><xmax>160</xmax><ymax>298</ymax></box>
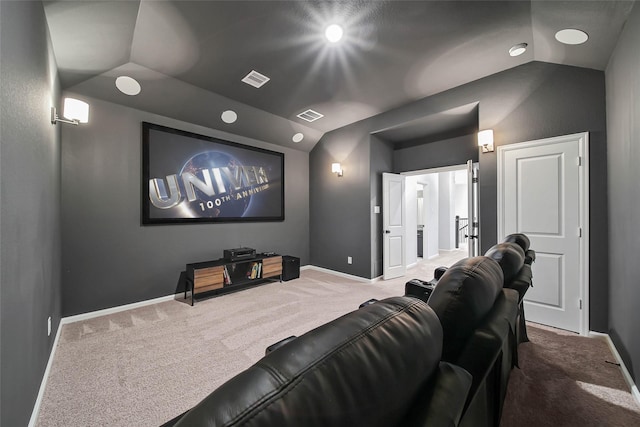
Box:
<box><xmin>61</xmin><ymin>293</ymin><xmax>178</xmax><ymax>325</ymax></box>
<box><xmin>589</xmin><ymin>331</ymin><xmax>640</xmax><ymax>407</ymax></box>
<box><xmin>303</xmin><ymin>265</ymin><xmax>376</xmax><ymax>283</ymax></box>
<box><xmin>28</xmin><ymin>317</ymin><xmax>64</xmax><ymax>427</ymax></box>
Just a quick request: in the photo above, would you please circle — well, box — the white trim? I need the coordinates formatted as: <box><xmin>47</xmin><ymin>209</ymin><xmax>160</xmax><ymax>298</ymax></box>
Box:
<box><xmin>589</xmin><ymin>331</ymin><xmax>640</xmax><ymax>408</ymax></box>
<box><xmin>61</xmin><ymin>293</ymin><xmax>178</xmax><ymax>325</ymax></box>
<box><xmin>28</xmin><ymin>319</ymin><xmax>64</xmax><ymax>427</ymax></box>
<box><xmin>497</xmin><ymin>132</ymin><xmax>590</xmax><ymax>335</ymax></box>
<box><xmin>579</xmin><ymin>134</ymin><xmax>590</xmax><ymax>337</ymax></box>
<box><xmin>304</xmin><ymin>265</ymin><xmax>377</xmax><ymax>283</ymax></box>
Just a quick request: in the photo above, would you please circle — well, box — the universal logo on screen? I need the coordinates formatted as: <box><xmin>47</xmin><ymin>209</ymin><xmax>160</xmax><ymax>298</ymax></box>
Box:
<box><xmin>149</xmin><ymin>151</ymin><xmax>270</xmax><ymax>217</ymax></box>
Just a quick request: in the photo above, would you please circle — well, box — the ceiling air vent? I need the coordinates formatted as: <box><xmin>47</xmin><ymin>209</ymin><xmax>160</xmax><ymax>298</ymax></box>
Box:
<box><xmin>297</xmin><ymin>109</ymin><xmax>324</xmax><ymax>122</ymax></box>
<box><xmin>241</xmin><ymin>70</ymin><xmax>270</xmax><ymax>88</ymax></box>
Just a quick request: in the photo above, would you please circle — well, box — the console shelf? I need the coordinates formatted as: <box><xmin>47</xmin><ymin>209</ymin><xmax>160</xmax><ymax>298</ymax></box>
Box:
<box><xmin>185</xmin><ymin>255</ymin><xmax>282</xmax><ymax>305</ymax></box>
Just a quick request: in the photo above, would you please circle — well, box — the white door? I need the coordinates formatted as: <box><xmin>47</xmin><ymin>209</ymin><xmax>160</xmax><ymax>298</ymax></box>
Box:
<box><xmin>498</xmin><ymin>133</ymin><xmax>588</xmax><ymax>334</ymax></box>
<box><xmin>383</xmin><ymin>173</ymin><xmax>406</xmax><ymax>280</ymax></box>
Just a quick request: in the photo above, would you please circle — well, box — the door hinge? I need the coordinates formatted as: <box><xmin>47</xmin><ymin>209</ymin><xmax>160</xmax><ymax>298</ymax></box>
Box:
<box><xmin>579</xmin><ymin>299</ymin><xmax>583</xmax><ymax>310</ymax></box>
<box><xmin>472</xmin><ymin>177</ymin><xmax>479</xmax><ymax>183</ymax></box>
<box><xmin>577</xmin><ymin>156</ymin><xmax>582</xmax><ymax>166</ymax></box>
<box><xmin>578</xmin><ymin>227</ymin><xmax>582</xmax><ymax>237</ymax></box>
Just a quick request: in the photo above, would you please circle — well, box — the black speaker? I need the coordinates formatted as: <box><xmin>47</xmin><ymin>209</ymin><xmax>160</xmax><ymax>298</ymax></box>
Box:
<box><xmin>282</xmin><ymin>255</ymin><xmax>300</xmax><ymax>281</ymax></box>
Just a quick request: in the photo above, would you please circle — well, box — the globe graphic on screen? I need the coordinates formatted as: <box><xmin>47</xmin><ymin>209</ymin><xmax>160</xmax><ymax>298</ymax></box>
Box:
<box><xmin>179</xmin><ymin>151</ymin><xmax>251</xmax><ymax>218</ymax></box>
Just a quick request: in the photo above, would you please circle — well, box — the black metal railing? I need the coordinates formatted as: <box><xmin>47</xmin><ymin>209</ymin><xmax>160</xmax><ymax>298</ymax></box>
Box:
<box><xmin>455</xmin><ymin>216</ymin><xmax>469</xmax><ymax>248</ymax></box>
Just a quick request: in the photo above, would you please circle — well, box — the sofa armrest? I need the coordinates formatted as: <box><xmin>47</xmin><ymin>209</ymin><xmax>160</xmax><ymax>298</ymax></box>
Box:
<box><xmin>524</xmin><ymin>249</ymin><xmax>536</xmax><ymax>265</ymax></box>
<box><xmin>506</xmin><ymin>264</ymin><xmax>532</xmax><ymax>302</ymax></box>
<box><xmin>265</xmin><ymin>335</ymin><xmax>297</xmax><ymax>355</ymax></box>
<box><xmin>404</xmin><ymin>362</ymin><xmax>472</xmax><ymax>427</ymax></box>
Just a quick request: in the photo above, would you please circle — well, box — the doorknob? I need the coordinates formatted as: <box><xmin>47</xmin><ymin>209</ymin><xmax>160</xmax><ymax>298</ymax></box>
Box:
<box><xmin>385</xmin><ymin>230</ymin><xmax>391</xmax><ymax>234</ymax></box>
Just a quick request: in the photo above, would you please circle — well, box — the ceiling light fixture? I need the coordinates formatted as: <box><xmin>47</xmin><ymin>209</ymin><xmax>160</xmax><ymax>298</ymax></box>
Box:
<box><xmin>221</xmin><ymin>110</ymin><xmax>238</xmax><ymax>124</ymax></box>
<box><xmin>325</xmin><ymin>24</ymin><xmax>343</xmax><ymax>43</ymax></box>
<box><xmin>508</xmin><ymin>43</ymin><xmax>528</xmax><ymax>57</ymax></box>
<box><xmin>555</xmin><ymin>28</ymin><xmax>589</xmax><ymax>45</ymax></box>
<box><xmin>115</xmin><ymin>76</ymin><xmax>141</xmax><ymax>96</ymax></box>
<box><xmin>292</xmin><ymin>133</ymin><xmax>304</xmax><ymax>143</ymax></box>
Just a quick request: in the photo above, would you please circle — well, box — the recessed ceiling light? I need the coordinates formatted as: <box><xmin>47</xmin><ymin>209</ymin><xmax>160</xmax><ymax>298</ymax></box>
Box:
<box><xmin>115</xmin><ymin>76</ymin><xmax>141</xmax><ymax>96</ymax></box>
<box><xmin>555</xmin><ymin>29</ymin><xmax>588</xmax><ymax>45</ymax></box>
<box><xmin>508</xmin><ymin>43</ymin><xmax>528</xmax><ymax>57</ymax></box>
<box><xmin>292</xmin><ymin>133</ymin><xmax>304</xmax><ymax>143</ymax></box>
<box><xmin>325</xmin><ymin>24</ymin><xmax>343</xmax><ymax>43</ymax></box>
<box><xmin>221</xmin><ymin>110</ymin><xmax>237</xmax><ymax>124</ymax></box>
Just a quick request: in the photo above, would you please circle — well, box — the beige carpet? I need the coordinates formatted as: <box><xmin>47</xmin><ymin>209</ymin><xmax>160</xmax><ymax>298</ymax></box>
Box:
<box><xmin>36</xmin><ymin>248</ymin><xmax>640</xmax><ymax>426</ymax></box>
<box><xmin>36</xmin><ymin>251</ymin><xmax>465</xmax><ymax>426</ymax></box>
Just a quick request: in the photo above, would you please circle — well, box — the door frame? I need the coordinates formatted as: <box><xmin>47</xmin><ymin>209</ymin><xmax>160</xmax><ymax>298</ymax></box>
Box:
<box><xmin>403</xmin><ymin>162</ymin><xmax>477</xmax><ymax>259</ymax></box>
<box><xmin>497</xmin><ymin>132</ymin><xmax>590</xmax><ymax>335</ymax></box>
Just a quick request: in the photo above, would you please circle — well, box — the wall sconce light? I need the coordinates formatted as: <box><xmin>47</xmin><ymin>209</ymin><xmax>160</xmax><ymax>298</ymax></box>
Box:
<box><xmin>51</xmin><ymin>98</ymin><xmax>89</xmax><ymax>125</ymax></box>
<box><xmin>478</xmin><ymin>129</ymin><xmax>494</xmax><ymax>153</ymax></box>
<box><xmin>331</xmin><ymin>162</ymin><xmax>343</xmax><ymax>177</ymax></box>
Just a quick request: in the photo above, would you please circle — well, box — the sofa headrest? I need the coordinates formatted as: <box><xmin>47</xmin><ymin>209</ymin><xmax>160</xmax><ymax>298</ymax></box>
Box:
<box><xmin>485</xmin><ymin>242</ymin><xmax>525</xmax><ymax>283</ymax></box>
<box><xmin>426</xmin><ymin>256</ymin><xmax>503</xmax><ymax>362</ymax></box>
<box><xmin>503</xmin><ymin>233</ymin><xmax>530</xmax><ymax>252</ymax></box>
<box><xmin>174</xmin><ymin>297</ymin><xmax>443</xmax><ymax>427</ymax></box>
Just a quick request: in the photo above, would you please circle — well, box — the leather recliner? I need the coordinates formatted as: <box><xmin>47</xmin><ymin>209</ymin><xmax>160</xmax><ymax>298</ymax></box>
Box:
<box><xmin>486</xmin><ymin>234</ymin><xmax>535</xmax><ymax>344</ymax></box>
<box><xmin>167</xmin><ymin>296</ymin><xmax>472</xmax><ymax>427</ymax></box>
<box><xmin>426</xmin><ymin>256</ymin><xmax>519</xmax><ymax>427</ymax></box>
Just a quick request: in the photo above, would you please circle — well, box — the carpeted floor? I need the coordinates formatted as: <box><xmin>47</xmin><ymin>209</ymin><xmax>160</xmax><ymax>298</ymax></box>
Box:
<box><xmin>500</xmin><ymin>323</ymin><xmax>640</xmax><ymax>427</ymax></box>
<box><xmin>35</xmin><ymin>250</ymin><xmax>465</xmax><ymax>426</ymax></box>
<box><xmin>35</xmin><ymin>249</ymin><xmax>640</xmax><ymax>426</ymax></box>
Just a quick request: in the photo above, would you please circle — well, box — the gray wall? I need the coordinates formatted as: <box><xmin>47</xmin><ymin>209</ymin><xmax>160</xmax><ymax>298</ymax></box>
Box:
<box><xmin>61</xmin><ymin>96</ymin><xmax>309</xmax><ymax>316</ymax></box>
<box><xmin>309</xmin><ymin>121</ymin><xmax>373</xmax><ymax>278</ymax></box>
<box><xmin>393</xmin><ymin>133</ymin><xmax>478</xmax><ymax>173</ymax></box>
<box><xmin>605</xmin><ymin>3</ymin><xmax>639</xmax><ymax>385</ymax></box>
<box><xmin>310</xmin><ymin>61</ymin><xmax>609</xmax><ymax>332</ymax></box>
<box><xmin>0</xmin><ymin>1</ymin><xmax>62</xmax><ymax>425</ymax></box>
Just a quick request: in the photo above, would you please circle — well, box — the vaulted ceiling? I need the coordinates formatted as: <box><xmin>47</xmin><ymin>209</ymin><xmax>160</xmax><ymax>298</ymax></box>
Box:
<box><xmin>44</xmin><ymin>1</ymin><xmax>635</xmax><ymax>151</ymax></box>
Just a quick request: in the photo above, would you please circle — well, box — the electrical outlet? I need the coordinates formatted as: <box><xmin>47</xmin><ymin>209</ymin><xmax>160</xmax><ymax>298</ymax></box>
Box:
<box><xmin>47</xmin><ymin>316</ymin><xmax>51</xmax><ymax>337</ymax></box>
<box><xmin>347</xmin><ymin>256</ymin><xmax>353</xmax><ymax>264</ymax></box>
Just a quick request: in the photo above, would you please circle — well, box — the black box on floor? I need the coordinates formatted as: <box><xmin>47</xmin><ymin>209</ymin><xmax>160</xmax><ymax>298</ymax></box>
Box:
<box><xmin>282</xmin><ymin>255</ymin><xmax>300</xmax><ymax>281</ymax></box>
<box><xmin>405</xmin><ymin>278</ymin><xmax>435</xmax><ymax>303</ymax></box>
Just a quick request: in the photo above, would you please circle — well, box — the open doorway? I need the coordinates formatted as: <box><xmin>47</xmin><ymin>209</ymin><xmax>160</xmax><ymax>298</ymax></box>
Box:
<box><xmin>402</xmin><ymin>163</ymin><xmax>475</xmax><ymax>273</ymax></box>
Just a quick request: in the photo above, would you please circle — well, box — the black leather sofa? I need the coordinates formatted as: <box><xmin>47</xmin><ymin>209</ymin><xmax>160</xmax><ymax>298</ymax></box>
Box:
<box><xmin>403</xmin><ymin>233</ymin><xmax>535</xmax><ymax>427</ymax></box>
<box><xmin>485</xmin><ymin>234</ymin><xmax>535</xmax><ymax>344</ymax></box>
<box><xmin>166</xmin><ymin>296</ymin><xmax>473</xmax><ymax>427</ymax></box>
<box><xmin>425</xmin><ymin>256</ymin><xmax>519</xmax><ymax>427</ymax></box>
